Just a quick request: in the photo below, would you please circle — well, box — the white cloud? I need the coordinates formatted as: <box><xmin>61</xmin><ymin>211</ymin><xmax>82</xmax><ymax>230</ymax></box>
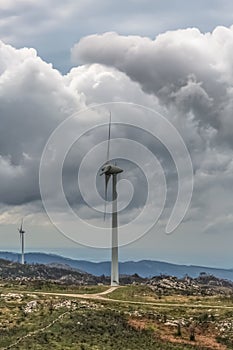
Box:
<box><xmin>70</xmin><ymin>27</ymin><xmax>233</xmax><ymax>240</ymax></box>
<box><xmin>72</xmin><ymin>28</ymin><xmax>233</xmax><ymax>143</ymax></box>
<box><xmin>0</xmin><ymin>25</ymin><xmax>233</xmax><ymax>262</ymax></box>
<box><xmin>1</xmin><ymin>0</ymin><xmax>233</xmax><ymax>73</ymax></box>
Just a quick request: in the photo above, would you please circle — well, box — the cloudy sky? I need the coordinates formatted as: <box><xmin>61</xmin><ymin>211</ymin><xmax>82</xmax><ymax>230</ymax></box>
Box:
<box><xmin>1</xmin><ymin>0</ymin><xmax>233</xmax><ymax>267</ymax></box>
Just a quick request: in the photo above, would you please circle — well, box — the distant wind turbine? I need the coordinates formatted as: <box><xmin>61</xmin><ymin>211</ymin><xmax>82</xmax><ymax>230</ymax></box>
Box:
<box><xmin>100</xmin><ymin>113</ymin><xmax>123</xmax><ymax>286</ymax></box>
<box><xmin>18</xmin><ymin>218</ymin><xmax>25</xmax><ymax>264</ymax></box>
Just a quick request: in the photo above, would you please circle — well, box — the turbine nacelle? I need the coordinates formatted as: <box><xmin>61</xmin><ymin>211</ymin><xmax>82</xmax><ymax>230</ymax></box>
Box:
<box><xmin>100</xmin><ymin>163</ymin><xmax>123</xmax><ymax>176</ymax></box>
<box><xmin>18</xmin><ymin>229</ymin><xmax>25</xmax><ymax>234</ymax></box>
<box><xmin>18</xmin><ymin>221</ymin><xmax>25</xmax><ymax>235</ymax></box>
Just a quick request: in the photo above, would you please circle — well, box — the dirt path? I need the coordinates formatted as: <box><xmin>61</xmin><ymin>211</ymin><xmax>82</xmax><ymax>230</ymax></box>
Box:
<box><xmin>29</xmin><ymin>287</ymin><xmax>233</xmax><ymax>310</ymax></box>
<box><xmin>93</xmin><ymin>286</ymin><xmax>119</xmax><ymax>295</ymax></box>
<box><xmin>30</xmin><ymin>286</ymin><xmax>120</xmax><ymax>300</ymax></box>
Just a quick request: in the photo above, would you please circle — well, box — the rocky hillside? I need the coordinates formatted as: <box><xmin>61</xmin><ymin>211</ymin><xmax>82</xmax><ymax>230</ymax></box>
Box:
<box><xmin>0</xmin><ymin>259</ymin><xmax>145</xmax><ymax>285</ymax></box>
<box><xmin>1</xmin><ymin>258</ymin><xmax>233</xmax><ymax>296</ymax></box>
<box><xmin>0</xmin><ymin>258</ymin><xmax>103</xmax><ymax>285</ymax></box>
<box><xmin>148</xmin><ymin>273</ymin><xmax>233</xmax><ymax>296</ymax></box>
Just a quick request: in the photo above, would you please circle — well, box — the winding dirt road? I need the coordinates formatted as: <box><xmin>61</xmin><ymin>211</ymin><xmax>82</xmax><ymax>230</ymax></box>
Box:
<box><xmin>30</xmin><ymin>287</ymin><xmax>233</xmax><ymax>310</ymax></box>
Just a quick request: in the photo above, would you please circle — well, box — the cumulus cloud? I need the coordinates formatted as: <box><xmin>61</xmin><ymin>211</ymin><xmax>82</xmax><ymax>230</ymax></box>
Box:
<box><xmin>70</xmin><ymin>27</ymin><xmax>233</xmax><ymax>236</ymax></box>
<box><xmin>72</xmin><ymin>28</ymin><xmax>233</xmax><ymax>137</ymax></box>
<box><xmin>0</xmin><ymin>40</ymin><xmax>165</xmax><ymax>230</ymax></box>
<box><xmin>0</xmin><ymin>24</ymin><xmax>233</xmax><ymax>253</ymax></box>
<box><xmin>0</xmin><ymin>40</ymin><xmax>82</xmax><ymax>207</ymax></box>
<box><xmin>2</xmin><ymin>0</ymin><xmax>233</xmax><ymax>74</ymax></box>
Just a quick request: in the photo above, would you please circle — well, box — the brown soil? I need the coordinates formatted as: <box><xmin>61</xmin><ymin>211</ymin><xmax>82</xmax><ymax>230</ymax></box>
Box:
<box><xmin>128</xmin><ymin>318</ymin><xmax>227</xmax><ymax>350</ymax></box>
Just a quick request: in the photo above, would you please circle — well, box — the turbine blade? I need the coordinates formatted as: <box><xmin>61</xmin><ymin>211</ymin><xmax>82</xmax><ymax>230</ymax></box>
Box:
<box><xmin>20</xmin><ymin>218</ymin><xmax>23</xmax><ymax>231</ymax></box>
<box><xmin>104</xmin><ymin>174</ymin><xmax>111</xmax><ymax>221</ymax></box>
<box><xmin>106</xmin><ymin>111</ymin><xmax>111</xmax><ymax>163</ymax></box>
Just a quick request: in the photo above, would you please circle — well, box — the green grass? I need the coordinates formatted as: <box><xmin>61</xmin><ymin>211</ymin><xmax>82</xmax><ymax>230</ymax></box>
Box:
<box><xmin>0</xmin><ymin>291</ymin><xmax>213</xmax><ymax>350</ymax></box>
<box><xmin>0</xmin><ymin>281</ymin><xmax>108</xmax><ymax>295</ymax></box>
<box><xmin>106</xmin><ymin>285</ymin><xmax>158</xmax><ymax>302</ymax></box>
<box><xmin>1</xmin><ymin>282</ymin><xmax>233</xmax><ymax>349</ymax></box>
<box><xmin>9</xmin><ymin>307</ymin><xmax>205</xmax><ymax>350</ymax></box>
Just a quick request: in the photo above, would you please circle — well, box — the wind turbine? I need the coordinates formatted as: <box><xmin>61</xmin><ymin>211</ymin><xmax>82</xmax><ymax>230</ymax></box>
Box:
<box><xmin>100</xmin><ymin>114</ymin><xmax>123</xmax><ymax>286</ymax></box>
<box><xmin>18</xmin><ymin>218</ymin><xmax>25</xmax><ymax>264</ymax></box>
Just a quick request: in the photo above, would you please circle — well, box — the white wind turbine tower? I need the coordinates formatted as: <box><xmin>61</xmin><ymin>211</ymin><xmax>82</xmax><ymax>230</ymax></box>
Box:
<box><xmin>100</xmin><ymin>114</ymin><xmax>123</xmax><ymax>286</ymax></box>
<box><xmin>18</xmin><ymin>218</ymin><xmax>26</xmax><ymax>264</ymax></box>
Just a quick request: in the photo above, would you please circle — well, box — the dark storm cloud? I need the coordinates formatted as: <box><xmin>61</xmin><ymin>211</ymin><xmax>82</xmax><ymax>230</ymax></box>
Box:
<box><xmin>0</xmin><ymin>42</ymin><xmax>164</xmax><ymax>219</ymax></box>
<box><xmin>70</xmin><ymin>27</ymin><xmax>233</xmax><ymax>236</ymax></box>
<box><xmin>0</xmin><ymin>0</ymin><xmax>233</xmax><ymax>263</ymax></box>
<box><xmin>72</xmin><ymin>28</ymin><xmax>233</xmax><ymax>145</ymax></box>
<box><xmin>0</xmin><ymin>25</ymin><xmax>233</xmax><ymax>240</ymax></box>
<box><xmin>0</xmin><ymin>41</ymin><xmax>80</xmax><ymax>205</ymax></box>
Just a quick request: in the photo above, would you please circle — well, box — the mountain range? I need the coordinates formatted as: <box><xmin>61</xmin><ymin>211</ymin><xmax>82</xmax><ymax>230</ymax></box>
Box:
<box><xmin>1</xmin><ymin>251</ymin><xmax>233</xmax><ymax>280</ymax></box>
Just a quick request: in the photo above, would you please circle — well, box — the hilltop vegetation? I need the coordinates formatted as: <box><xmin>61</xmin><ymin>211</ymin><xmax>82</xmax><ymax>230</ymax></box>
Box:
<box><xmin>1</xmin><ymin>259</ymin><xmax>233</xmax><ymax>349</ymax></box>
<box><xmin>1</xmin><ymin>258</ymin><xmax>233</xmax><ymax>296</ymax></box>
<box><xmin>0</xmin><ymin>290</ymin><xmax>228</xmax><ymax>350</ymax></box>
<box><xmin>0</xmin><ymin>259</ymin><xmax>145</xmax><ymax>287</ymax></box>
